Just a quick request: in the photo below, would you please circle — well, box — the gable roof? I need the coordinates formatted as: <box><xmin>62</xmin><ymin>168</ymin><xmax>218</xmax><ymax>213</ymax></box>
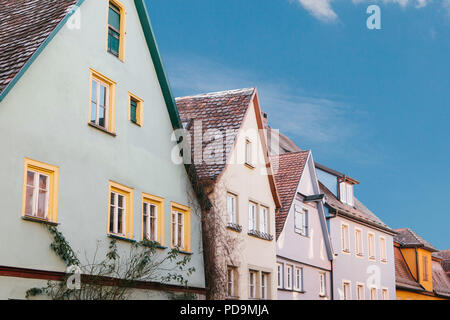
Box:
<box><xmin>0</xmin><ymin>0</ymin><xmax>79</xmax><ymax>99</ymax></box>
<box><xmin>319</xmin><ymin>181</ymin><xmax>394</xmax><ymax>234</ymax></box>
<box><xmin>394</xmin><ymin>244</ymin><xmax>424</xmax><ymax>291</ymax></box>
<box><xmin>271</xmin><ymin>151</ymin><xmax>310</xmax><ymax>238</ymax></box>
<box><xmin>176</xmin><ymin>88</ymin><xmax>281</xmax><ymax>209</ymax></box>
<box><xmin>394</xmin><ymin>228</ymin><xmax>438</xmax><ymax>252</ymax></box>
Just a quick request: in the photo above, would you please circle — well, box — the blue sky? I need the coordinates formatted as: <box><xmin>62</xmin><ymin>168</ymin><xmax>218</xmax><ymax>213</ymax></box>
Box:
<box><xmin>145</xmin><ymin>0</ymin><xmax>450</xmax><ymax>249</ymax></box>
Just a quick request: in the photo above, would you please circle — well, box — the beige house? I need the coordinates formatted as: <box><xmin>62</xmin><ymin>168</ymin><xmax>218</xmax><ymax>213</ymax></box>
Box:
<box><xmin>176</xmin><ymin>88</ymin><xmax>281</xmax><ymax>300</ymax></box>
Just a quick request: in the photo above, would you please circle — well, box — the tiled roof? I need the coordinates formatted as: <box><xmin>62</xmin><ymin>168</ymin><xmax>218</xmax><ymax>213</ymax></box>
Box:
<box><xmin>319</xmin><ymin>182</ymin><xmax>393</xmax><ymax>232</ymax></box>
<box><xmin>432</xmin><ymin>259</ymin><xmax>450</xmax><ymax>297</ymax></box>
<box><xmin>176</xmin><ymin>88</ymin><xmax>255</xmax><ymax>184</ymax></box>
<box><xmin>394</xmin><ymin>228</ymin><xmax>438</xmax><ymax>252</ymax></box>
<box><xmin>0</xmin><ymin>0</ymin><xmax>78</xmax><ymax>95</ymax></box>
<box><xmin>433</xmin><ymin>250</ymin><xmax>450</xmax><ymax>277</ymax></box>
<box><xmin>394</xmin><ymin>245</ymin><xmax>423</xmax><ymax>291</ymax></box>
<box><xmin>271</xmin><ymin>151</ymin><xmax>310</xmax><ymax>238</ymax></box>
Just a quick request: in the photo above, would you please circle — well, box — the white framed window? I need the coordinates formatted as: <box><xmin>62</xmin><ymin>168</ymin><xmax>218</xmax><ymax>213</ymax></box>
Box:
<box><xmin>370</xmin><ymin>287</ymin><xmax>378</xmax><ymax>300</ymax></box>
<box><xmin>249</xmin><ymin>270</ymin><xmax>257</xmax><ymax>299</ymax></box>
<box><xmin>90</xmin><ymin>77</ymin><xmax>110</xmax><ymax>129</ymax></box>
<box><xmin>380</xmin><ymin>236</ymin><xmax>387</xmax><ymax>262</ymax></box>
<box><xmin>339</xmin><ymin>182</ymin><xmax>354</xmax><ymax>206</ymax></box>
<box><xmin>368</xmin><ymin>232</ymin><xmax>376</xmax><ymax>260</ymax></box>
<box><xmin>259</xmin><ymin>206</ymin><xmax>269</xmax><ymax>234</ymax></box>
<box><xmin>355</xmin><ymin>228</ymin><xmax>363</xmax><ymax>257</ymax></box>
<box><xmin>227</xmin><ymin>193</ymin><xmax>237</xmax><ymax>224</ymax></box>
<box><xmin>227</xmin><ymin>267</ymin><xmax>237</xmax><ymax>298</ymax></box>
<box><xmin>294</xmin><ymin>267</ymin><xmax>303</xmax><ymax>291</ymax></box>
<box><xmin>381</xmin><ymin>288</ymin><xmax>389</xmax><ymax>300</ymax></box>
<box><xmin>248</xmin><ymin>202</ymin><xmax>257</xmax><ymax>232</ymax></box>
<box><xmin>25</xmin><ymin>170</ymin><xmax>50</xmax><ymax>220</ymax></box>
<box><xmin>343</xmin><ymin>281</ymin><xmax>351</xmax><ymax>300</ymax></box>
<box><xmin>319</xmin><ymin>273</ymin><xmax>326</xmax><ymax>297</ymax></box>
<box><xmin>172</xmin><ymin>210</ymin><xmax>185</xmax><ymax>249</ymax></box>
<box><xmin>286</xmin><ymin>265</ymin><xmax>293</xmax><ymax>290</ymax></box>
<box><xmin>341</xmin><ymin>223</ymin><xmax>350</xmax><ymax>253</ymax></box>
<box><xmin>357</xmin><ymin>283</ymin><xmax>365</xmax><ymax>300</ymax></box>
<box><xmin>245</xmin><ymin>139</ymin><xmax>253</xmax><ymax>167</ymax></box>
<box><xmin>294</xmin><ymin>205</ymin><xmax>308</xmax><ymax>236</ymax></box>
<box><xmin>261</xmin><ymin>273</ymin><xmax>269</xmax><ymax>300</ymax></box>
<box><xmin>277</xmin><ymin>263</ymin><xmax>284</xmax><ymax>289</ymax></box>
<box><xmin>109</xmin><ymin>191</ymin><xmax>126</xmax><ymax>236</ymax></box>
<box><xmin>143</xmin><ymin>202</ymin><xmax>157</xmax><ymax>241</ymax></box>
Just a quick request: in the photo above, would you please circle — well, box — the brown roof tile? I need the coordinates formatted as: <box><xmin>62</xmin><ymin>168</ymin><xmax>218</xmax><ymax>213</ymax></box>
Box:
<box><xmin>394</xmin><ymin>245</ymin><xmax>423</xmax><ymax>291</ymax></box>
<box><xmin>394</xmin><ymin>228</ymin><xmax>437</xmax><ymax>252</ymax></box>
<box><xmin>432</xmin><ymin>259</ymin><xmax>450</xmax><ymax>297</ymax></box>
<box><xmin>271</xmin><ymin>151</ymin><xmax>310</xmax><ymax>239</ymax></box>
<box><xmin>0</xmin><ymin>0</ymin><xmax>78</xmax><ymax>95</ymax></box>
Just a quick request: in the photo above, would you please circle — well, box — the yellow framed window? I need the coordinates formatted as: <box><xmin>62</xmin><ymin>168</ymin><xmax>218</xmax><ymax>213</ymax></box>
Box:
<box><xmin>170</xmin><ymin>202</ymin><xmax>191</xmax><ymax>252</ymax></box>
<box><xmin>142</xmin><ymin>193</ymin><xmax>164</xmax><ymax>244</ymax></box>
<box><xmin>89</xmin><ymin>69</ymin><xmax>116</xmax><ymax>133</ymax></box>
<box><xmin>108</xmin><ymin>181</ymin><xmax>133</xmax><ymax>239</ymax></box>
<box><xmin>22</xmin><ymin>159</ymin><xmax>59</xmax><ymax>223</ymax></box>
<box><xmin>128</xmin><ymin>92</ymin><xmax>144</xmax><ymax>126</ymax></box>
<box><xmin>107</xmin><ymin>0</ymin><xmax>126</xmax><ymax>61</ymax></box>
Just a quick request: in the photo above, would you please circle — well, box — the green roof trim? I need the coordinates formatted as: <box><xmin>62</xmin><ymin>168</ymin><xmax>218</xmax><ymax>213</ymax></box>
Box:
<box><xmin>134</xmin><ymin>0</ymin><xmax>182</xmax><ymax>131</ymax></box>
<box><xmin>0</xmin><ymin>0</ymin><xmax>86</xmax><ymax>103</ymax></box>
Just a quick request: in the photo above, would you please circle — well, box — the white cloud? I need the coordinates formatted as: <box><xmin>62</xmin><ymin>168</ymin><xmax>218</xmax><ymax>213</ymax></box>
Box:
<box><xmin>295</xmin><ymin>0</ymin><xmax>432</xmax><ymax>22</ymax></box>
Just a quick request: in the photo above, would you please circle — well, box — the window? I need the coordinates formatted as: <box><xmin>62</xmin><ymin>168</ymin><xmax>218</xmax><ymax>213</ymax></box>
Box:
<box><xmin>227</xmin><ymin>193</ymin><xmax>237</xmax><ymax>224</ymax></box>
<box><xmin>249</xmin><ymin>270</ymin><xmax>257</xmax><ymax>299</ymax></box>
<box><xmin>142</xmin><ymin>194</ymin><xmax>164</xmax><ymax>244</ymax></box>
<box><xmin>339</xmin><ymin>181</ymin><xmax>354</xmax><ymax>206</ymax></box>
<box><xmin>357</xmin><ymin>283</ymin><xmax>365</xmax><ymax>300</ymax></box>
<box><xmin>294</xmin><ymin>206</ymin><xmax>308</xmax><ymax>236</ymax></box>
<box><xmin>259</xmin><ymin>206</ymin><xmax>269</xmax><ymax>234</ymax></box>
<box><xmin>368</xmin><ymin>233</ymin><xmax>376</xmax><ymax>260</ymax></box>
<box><xmin>341</xmin><ymin>224</ymin><xmax>350</xmax><ymax>253</ymax></box>
<box><xmin>89</xmin><ymin>69</ymin><xmax>116</xmax><ymax>133</ymax></box>
<box><xmin>286</xmin><ymin>265</ymin><xmax>293</xmax><ymax>290</ymax></box>
<box><xmin>245</xmin><ymin>139</ymin><xmax>253</xmax><ymax>167</ymax></box>
<box><xmin>227</xmin><ymin>267</ymin><xmax>237</xmax><ymax>298</ymax></box>
<box><xmin>355</xmin><ymin>229</ymin><xmax>363</xmax><ymax>256</ymax></box>
<box><xmin>277</xmin><ymin>263</ymin><xmax>284</xmax><ymax>289</ymax></box>
<box><xmin>128</xmin><ymin>93</ymin><xmax>144</xmax><ymax>126</ymax></box>
<box><xmin>343</xmin><ymin>281</ymin><xmax>351</xmax><ymax>300</ymax></box>
<box><xmin>380</xmin><ymin>237</ymin><xmax>387</xmax><ymax>262</ymax></box>
<box><xmin>107</xmin><ymin>0</ymin><xmax>126</xmax><ymax>61</ymax></box>
<box><xmin>22</xmin><ymin>159</ymin><xmax>59</xmax><ymax>223</ymax></box>
<box><xmin>248</xmin><ymin>202</ymin><xmax>257</xmax><ymax>232</ymax></box>
<box><xmin>171</xmin><ymin>202</ymin><xmax>191</xmax><ymax>252</ymax></box>
<box><xmin>108</xmin><ymin>181</ymin><xmax>133</xmax><ymax>239</ymax></box>
<box><xmin>261</xmin><ymin>273</ymin><xmax>269</xmax><ymax>299</ymax></box>
<box><xmin>422</xmin><ymin>256</ymin><xmax>429</xmax><ymax>281</ymax></box>
<box><xmin>319</xmin><ymin>273</ymin><xmax>326</xmax><ymax>297</ymax></box>
<box><xmin>382</xmin><ymin>288</ymin><xmax>389</xmax><ymax>300</ymax></box>
<box><xmin>295</xmin><ymin>267</ymin><xmax>303</xmax><ymax>291</ymax></box>
<box><xmin>370</xmin><ymin>287</ymin><xmax>378</xmax><ymax>300</ymax></box>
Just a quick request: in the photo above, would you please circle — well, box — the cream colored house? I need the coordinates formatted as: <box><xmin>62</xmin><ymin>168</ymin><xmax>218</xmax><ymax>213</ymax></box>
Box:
<box><xmin>176</xmin><ymin>88</ymin><xmax>281</xmax><ymax>300</ymax></box>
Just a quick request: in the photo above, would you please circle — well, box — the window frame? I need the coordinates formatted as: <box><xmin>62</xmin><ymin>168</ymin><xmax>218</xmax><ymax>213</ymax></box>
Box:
<box><xmin>227</xmin><ymin>266</ymin><xmax>238</xmax><ymax>299</ymax></box>
<box><xmin>368</xmin><ymin>232</ymin><xmax>376</xmax><ymax>261</ymax></box>
<box><xmin>294</xmin><ymin>205</ymin><xmax>308</xmax><ymax>236</ymax></box>
<box><xmin>356</xmin><ymin>282</ymin><xmax>365</xmax><ymax>300</ymax></box>
<box><xmin>370</xmin><ymin>287</ymin><xmax>378</xmax><ymax>300</ymax></box>
<box><xmin>245</xmin><ymin>138</ymin><xmax>254</xmax><ymax>168</ymax></box>
<box><xmin>106</xmin><ymin>0</ymin><xmax>126</xmax><ymax>61</ymax></box>
<box><xmin>22</xmin><ymin>158</ymin><xmax>59</xmax><ymax>223</ymax></box>
<box><xmin>294</xmin><ymin>266</ymin><xmax>304</xmax><ymax>292</ymax></box>
<box><xmin>342</xmin><ymin>280</ymin><xmax>352</xmax><ymax>300</ymax></box>
<box><xmin>286</xmin><ymin>264</ymin><xmax>294</xmax><ymax>290</ymax></box>
<box><xmin>277</xmin><ymin>263</ymin><xmax>284</xmax><ymax>289</ymax></box>
<box><xmin>248</xmin><ymin>201</ymin><xmax>257</xmax><ymax>232</ymax></box>
<box><xmin>227</xmin><ymin>192</ymin><xmax>238</xmax><ymax>225</ymax></box>
<box><xmin>319</xmin><ymin>272</ymin><xmax>327</xmax><ymax>297</ymax></box>
<box><xmin>128</xmin><ymin>92</ymin><xmax>144</xmax><ymax>126</ymax></box>
<box><xmin>107</xmin><ymin>181</ymin><xmax>134</xmax><ymax>239</ymax></box>
<box><xmin>249</xmin><ymin>270</ymin><xmax>257</xmax><ymax>299</ymax></box>
<box><xmin>341</xmin><ymin>223</ymin><xmax>350</xmax><ymax>254</ymax></box>
<box><xmin>381</xmin><ymin>288</ymin><xmax>389</xmax><ymax>300</ymax></box>
<box><xmin>261</xmin><ymin>272</ymin><xmax>269</xmax><ymax>300</ymax></box>
<box><xmin>259</xmin><ymin>205</ymin><xmax>269</xmax><ymax>234</ymax></box>
<box><xmin>170</xmin><ymin>202</ymin><xmax>191</xmax><ymax>252</ymax></box>
<box><xmin>355</xmin><ymin>228</ymin><xmax>363</xmax><ymax>257</ymax></box>
<box><xmin>380</xmin><ymin>236</ymin><xmax>387</xmax><ymax>263</ymax></box>
<box><xmin>141</xmin><ymin>193</ymin><xmax>164</xmax><ymax>245</ymax></box>
<box><xmin>89</xmin><ymin>69</ymin><xmax>116</xmax><ymax>134</ymax></box>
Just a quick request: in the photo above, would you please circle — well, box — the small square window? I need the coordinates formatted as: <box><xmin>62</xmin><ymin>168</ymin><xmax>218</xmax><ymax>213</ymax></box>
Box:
<box><xmin>128</xmin><ymin>93</ymin><xmax>144</xmax><ymax>126</ymax></box>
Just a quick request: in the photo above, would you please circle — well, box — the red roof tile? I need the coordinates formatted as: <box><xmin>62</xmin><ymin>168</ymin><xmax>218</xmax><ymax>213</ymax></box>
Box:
<box><xmin>271</xmin><ymin>151</ymin><xmax>310</xmax><ymax>239</ymax></box>
<box><xmin>394</xmin><ymin>245</ymin><xmax>423</xmax><ymax>291</ymax></box>
<box><xmin>432</xmin><ymin>259</ymin><xmax>450</xmax><ymax>297</ymax></box>
<box><xmin>0</xmin><ymin>0</ymin><xmax>78</xmax><ymax>95</ymax></box>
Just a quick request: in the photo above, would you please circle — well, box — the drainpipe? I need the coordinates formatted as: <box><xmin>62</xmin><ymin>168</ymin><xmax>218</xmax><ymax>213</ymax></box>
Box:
<box><xmin>330</xmin><ymin>259</ymin><xmax>334</xmax><ymax>300</ymax></box>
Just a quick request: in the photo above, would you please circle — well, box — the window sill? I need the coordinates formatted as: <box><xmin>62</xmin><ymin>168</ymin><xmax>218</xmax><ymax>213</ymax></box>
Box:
<box><xmin>227</xmin><ymin>223</ymin><xmax>242</xmax><ymax>233</ymax></box>
<box><xmin>342</xmin><ymin>249</ymin><xmax>351</xmax><ymax>254</ymax></box>
<box><xmin>130</xmin><ymin>121</ymin><xmax>142</xmax><ymax>127</ymax></box>
<box><xmin>108</xmin><ymin>234</ymin><xmax>135</xmax><ymax>243</ymax></box>
<box><xmin>381</xmin><ymin>259</ymin><xmax>387</xmax><ymax>263</ymax></box>
<box><xmin>176</xmin><ymin>250</ymin><xmax>193</xmax><ymax>256</ymax></box>
<box><xmin>141</xmin><ymin>240</ymin><xmax>167</xmax><ymax>250</ymax></box>
<box><xmin>88</xmin><ymin>122</ymin><xmax>116</xmax><ymax>137</ymax></box>
<box><xmin>294</xmin><ymin>229</ymin><xmax>308</xmax><ymax>237</ymax></box>
<box><xmin>245</xmin><ymin>163</ymin><xmax>255</xmax><ymax>170</ymax></box>
<box><xmin>248</xmin><ymin>230</ymin><xmax>274</xmax><ymax>241</ymax></box>
<box><xmin>22</xmin><ymin>216</ymin><xmax>58</xmax><ymax>226</ymax></box>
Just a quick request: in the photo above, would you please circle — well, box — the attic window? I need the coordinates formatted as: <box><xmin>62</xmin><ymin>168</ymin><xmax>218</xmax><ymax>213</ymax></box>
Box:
<box><xmin>107</xmin><ymin>1</ymin><xmax>125</xmax><ymax>61</ymax></box>
<box><xmin>339</xmin><ymin>181</ymin><xmax>354</xmax><ymax>206</ymax></box>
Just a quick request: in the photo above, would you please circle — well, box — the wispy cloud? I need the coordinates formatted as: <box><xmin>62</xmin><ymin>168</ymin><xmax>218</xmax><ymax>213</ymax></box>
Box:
<box><xmin>294</xmin><ymin>0</ymin><xmax>434</xmax><ymax>23</ymax></box>
<box><xmin>165</xmin><ymin>55</ymin><xmax>366</xmax><ymax>148</ymax></box>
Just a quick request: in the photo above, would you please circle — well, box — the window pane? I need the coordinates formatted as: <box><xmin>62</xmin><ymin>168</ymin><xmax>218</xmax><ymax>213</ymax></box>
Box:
<box><xmin>37</xmin><ymin>188</ymin><xmax>47</xmax><ymax>218</ymax></box>
<box><xmin>90</xmin><ymin>102</ymin><xmax>97</xmax><ymax>123</ymax></box>
<box><xmin>108</xmin><ymin>29</ymin><xmax>120</xmax><ymax>56</ymax></box>
<box><xmin>118</xmin><ymin>195</ymin><xmax>123</xmax><ymax>208</ymax></box>
<box><xmin>25</xmin><ymin>185</ymin><xmax>35</xmax><ymax>215</ymax></box>
<box><xmin>109</xmin><ymin>200</ymin><xmax>115</xmax><ymax>233</ymax></box>
<box><xmin>99</xmin><ymin>85</ymin><xmax>106</xmax><ymax>107</ymax></box>
<box><xmin>117</xmin><ymin>208</ymin><xmax>123</xmax><ymax>234</ymax></box>
<box><xmin>98</xmin><ymin>106</ymin><xmax>106</xmax><ymax>127</ymax></box>
<box><xmin>130</xmin><ymin>100</ymin><xmax>137</xmax><ymax>123</ymax></box>
<box><xmin>26</xmin><ymin>171</ymin><xmax>35</xmax><ymax>186</ymax></box>
<box><xmin>39</xmin><ymin>174</ymin><xmax>48</xmax><ymax>190</ymax></box>
<box><xmin>108</xmin><ymin>5</ymin><xmax>121</xmax><ymax>30</ymax></box>
<box><xmin>91</xmin><ymin>81</ymin><xmax>97</xmax><ymax>103</ymax></box>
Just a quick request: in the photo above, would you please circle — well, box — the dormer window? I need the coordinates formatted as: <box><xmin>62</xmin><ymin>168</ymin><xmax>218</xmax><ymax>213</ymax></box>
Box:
<box><xmin>339</xmin><ymin>181</ymin><xmax>354</xmax><ymax>206</ymax></box>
